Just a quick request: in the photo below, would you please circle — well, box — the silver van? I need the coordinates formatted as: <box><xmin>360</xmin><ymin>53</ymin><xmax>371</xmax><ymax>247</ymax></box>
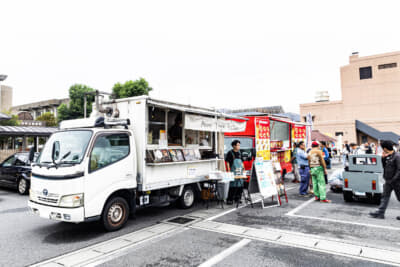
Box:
<box><xmin>343</xmin><ymin>154</ymin><xmax>383</xmax><ymax>204</ymax></box>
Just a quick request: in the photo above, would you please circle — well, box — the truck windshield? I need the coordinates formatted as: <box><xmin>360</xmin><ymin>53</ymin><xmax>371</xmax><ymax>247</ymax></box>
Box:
<box><xmin>38</xmin><ymin>130</ymin><xmax>93</xmax><ymax>165</ymax></box>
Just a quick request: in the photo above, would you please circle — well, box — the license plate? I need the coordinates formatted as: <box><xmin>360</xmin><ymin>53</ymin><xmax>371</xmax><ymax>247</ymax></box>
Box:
<box><xmin>354</xmin><ymin>191</ymin><xmax>366</xmax><ymax>196</ymax></box>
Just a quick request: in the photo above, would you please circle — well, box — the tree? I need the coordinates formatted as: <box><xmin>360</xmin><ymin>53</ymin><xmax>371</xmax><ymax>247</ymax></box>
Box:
<box><xmin>112</xmin><ymin>78</ymin><xmax>153</xmax><ymax>99</ymax></box>
<box><xmin>36</xmin><ymin>112</ymin><xmax>57</xmax><ymax>127</ymax></box>
<box><xmin>57</xmin><ymin>103</ymin><xmax>70</xmax><ymax>122</ymax></box>
<box><xmin>57</xmin><ymin>84</ymin><xmax>95</xmax><ymax>122</ymax></box>
<box><xmin>0</xmin><ymin>111</ymin><xmax>20</xmax><ymax>126</ymax></box>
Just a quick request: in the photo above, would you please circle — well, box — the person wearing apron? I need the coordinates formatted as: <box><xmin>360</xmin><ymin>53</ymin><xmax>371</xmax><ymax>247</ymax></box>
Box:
<box><xmin>225</xmin><ymin>140</ymin><xmax>245</xmax><ymax>204</ymax></box>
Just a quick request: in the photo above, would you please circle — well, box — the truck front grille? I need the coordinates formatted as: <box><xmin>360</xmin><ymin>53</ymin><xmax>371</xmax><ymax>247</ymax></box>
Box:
<box><xmin>37</xmin><ymin>196</ymin><xmax>58</xmax><ymax>204</ymax></box>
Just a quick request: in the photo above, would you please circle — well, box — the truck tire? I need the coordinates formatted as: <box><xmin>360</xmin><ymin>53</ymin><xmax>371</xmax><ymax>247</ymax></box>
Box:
<box><xmin>17</xmin><ymin>178</ymin><xmax>29</xmax><ymax>195</ymax></box>
<box><xmin>179</xmin><ymin>186</ymin><xmax>195</xmax><ymax>209</ymax></box>
<box><xmin>102</xmin><ymin>197</ymin><xmax>130</xmax><ymax>231</ymax></box>
<box><xmin>343</xmin><ymin>191</ymin><xmax>353</xmax><ymax>202</ymax></box>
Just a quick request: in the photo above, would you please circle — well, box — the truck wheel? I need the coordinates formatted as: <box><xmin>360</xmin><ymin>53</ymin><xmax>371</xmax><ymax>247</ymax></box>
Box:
<box><xmin>343</xmin><ymin>191</ymin><xmax>353</xmax><ymax>202</ymax></box>
<box><xmin>179</xmin><ymin>186</ymin><xmax>195</xmax><ymax>209</ymax></box>
<box><xmin>102</xmin><ymin>197</ymin><xmax>130</xmax><ymax>231</ymax></box>
<box><xmin>17</xmin><ymin>178</ymin><xmax>29</xmax><ymax>195</ymax></box>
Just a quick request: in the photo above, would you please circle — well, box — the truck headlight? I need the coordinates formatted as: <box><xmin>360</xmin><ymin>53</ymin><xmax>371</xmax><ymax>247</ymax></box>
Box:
<box><xmin>60</xmin><ymin>194</ymin><xmax>84</xmax><ymax>208</ymax></box>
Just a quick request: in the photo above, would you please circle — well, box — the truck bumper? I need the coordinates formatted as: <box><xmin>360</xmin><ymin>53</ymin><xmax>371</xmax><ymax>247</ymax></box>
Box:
<box><xmin>28</xmin><ymin>201</ymin><xmax>85</xmax><ymax>223</ymax></box>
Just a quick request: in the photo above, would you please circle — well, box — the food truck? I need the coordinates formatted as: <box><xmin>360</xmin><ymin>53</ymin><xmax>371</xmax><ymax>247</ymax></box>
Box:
<box><xmin>224</xmin><ymin>115</ymin><xmax>308</xmax><ymax>179</ymax></box>
<box><xmin>28</xmin><ymin>94</ymin><xmax>247</xmax><ymax>231</ymax></box>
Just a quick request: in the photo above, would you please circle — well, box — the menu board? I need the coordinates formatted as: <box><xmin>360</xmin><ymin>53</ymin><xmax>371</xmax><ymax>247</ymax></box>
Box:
<box><xmin>255</xmin><ymin>119</ymin><xmax>271</xmax><ymax>160</ymax></box>
<box><xmin>254</xmin><ymin>159</ymin><xmax>278</xmax><ymax>198</ymax></box>
<box><xmin>292</xmin><ymin>125</ymin><xmax>306</xmax><ymax>143</ymax></box>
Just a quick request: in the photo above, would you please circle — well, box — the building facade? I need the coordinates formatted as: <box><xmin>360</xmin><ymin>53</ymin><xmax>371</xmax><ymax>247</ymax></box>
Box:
<box><xmin>11</xmin><ymin>98</ymin><xmax>69</xmax><ymax>120</ymax></box>
<box><xmin>300</xmin><ymin>51</ymin><xmax>400</xmax><ymax>144</ymax></box>
<box><xmin>0</xmin><ymin>85</ymin><xmax>13</xmax><ymax>112</ymax></box>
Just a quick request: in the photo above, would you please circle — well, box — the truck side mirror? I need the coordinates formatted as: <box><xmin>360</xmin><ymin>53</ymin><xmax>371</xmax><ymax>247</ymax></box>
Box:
<box><xmin>28</xmin><ymin>147</ymin><xmax>35</xmax><ymax>162</ymax></box>
<box><xmin>52</xmin><ymin>141</ymin><xmax>60</xmax><ymax>163</ymax></box>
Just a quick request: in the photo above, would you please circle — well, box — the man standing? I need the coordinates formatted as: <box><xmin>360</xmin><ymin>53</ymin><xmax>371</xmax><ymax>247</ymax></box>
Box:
<box><xmin>290</xmin><ymin>142</ymin><xmax>300</xmax><ymax>183</ymax></box>
<box><xmin>296</xmin><ymin>141</ymin><xmax>310</xmax><ymax>196</ymax></box>
<box><xmin>369</xmin><ymin>140</ymin><xmax>400</xmax><ymax>220</ymax></box>
<box><xmin>308</xmin><ymin>141</ymin><xmax>331</xmax><ymax>203</ymax></box>
<box><xmin>225</xmin><ymin>140</ymin><xmax>245</xmax><ymax>205</ymax></box>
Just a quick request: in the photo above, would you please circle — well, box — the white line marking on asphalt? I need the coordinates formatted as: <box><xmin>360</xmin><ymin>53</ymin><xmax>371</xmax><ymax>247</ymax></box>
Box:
<box><xmin>289</xmin><ymin>214</ymin><xmax>400</xmax><ymax>231</ymax></box>
<box><xmin>285</xmin><ymin>197</ymin><xmax>315</xmax><ymax>216</ymax></box>
<box><xmin>198</xmin><ymin>239</ymin><xmax>251</xmax><ymax>267</ymax></box>
<box><xmin>85</xmin><ymin>228</ymin><xmax>190</xmax><ymax>267</ymax></box>
<box><xmin>192</xmin><ymin>221</ymin><xmax>400</xmax><ymax>267</ymax></box>
<box><xmin>30</xmin><ymin>224</ymin><xmax>184</xmax><ymax>267</ymax></box>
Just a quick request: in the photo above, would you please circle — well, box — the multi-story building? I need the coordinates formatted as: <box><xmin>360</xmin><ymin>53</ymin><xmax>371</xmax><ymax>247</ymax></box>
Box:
<box><xmin>11</xmin><ymin>98</ymin><xmax>69</xmax><ymax>121</ymax></box>
<box><xmin>0</xmin><ymin>85</ymin><xmax>13</xmax><ymax>112</ymax></box>
<box><xmin>300</xmin><ymin>51</ymin><xmax>400</xmax><ymax>144</ymax></box>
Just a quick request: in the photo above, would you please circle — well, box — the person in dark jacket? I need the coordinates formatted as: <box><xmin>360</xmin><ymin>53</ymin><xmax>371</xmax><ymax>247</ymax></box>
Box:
<box><xmin>369</xmin><ymin>140</ymin><xmax>400</xmax><ymax>219</ymax></box>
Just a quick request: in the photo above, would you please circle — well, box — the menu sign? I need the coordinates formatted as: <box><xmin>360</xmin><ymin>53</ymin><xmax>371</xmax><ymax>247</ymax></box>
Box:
<box><xmin>255</xmin><ymin>119</ymin><xmax>271</xmax><ymax>160</ymax></box>
<box><xmin>293</xmin><ymin>125</ymin><xmax>306</xmax><ymax>143</ymax></box>
<box><xmin>254</xmin><ymin>159</ymin><xmax>278</xmax><ymax>198</ymax></box>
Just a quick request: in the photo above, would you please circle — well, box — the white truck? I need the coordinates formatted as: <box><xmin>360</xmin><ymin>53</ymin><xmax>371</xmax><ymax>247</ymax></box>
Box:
<box><xmin>28</xmin><ymin>94</ymin><xmax>246</xmax><ymax>231</ymax></box>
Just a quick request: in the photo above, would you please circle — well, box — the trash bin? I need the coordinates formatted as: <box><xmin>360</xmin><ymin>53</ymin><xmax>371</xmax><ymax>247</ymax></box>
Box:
<box><xmin>217</xmin><ymin>180</ymin><xmax>230</xmax><ymax>200</ymax></box>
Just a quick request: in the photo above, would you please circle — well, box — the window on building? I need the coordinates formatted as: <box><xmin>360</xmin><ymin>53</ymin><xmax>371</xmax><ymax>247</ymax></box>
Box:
<box><xmin>359</xmin><ymin>66</ymin><xmax>372</xmax><ymax>80</ymax></box>
<box><xmin>361</xmin><ymin>135</ymin><xmax>368</xmax><ymax>143</ymax></box>
<box><xmin>378</xmin><ymin>63</ymin><xmax>397</xmax><ymax>70</ymax></box>
<box><xmin>335</xmin><ymin>132</ymin><xmax>344</xmax><ymax>136</ymax></box>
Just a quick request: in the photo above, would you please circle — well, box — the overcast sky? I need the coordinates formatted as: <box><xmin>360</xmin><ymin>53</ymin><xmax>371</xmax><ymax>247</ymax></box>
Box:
<box><xmin>1</xmin><ymin>0</ymin><xmax>400</xmax><ymax>113</ymax></box>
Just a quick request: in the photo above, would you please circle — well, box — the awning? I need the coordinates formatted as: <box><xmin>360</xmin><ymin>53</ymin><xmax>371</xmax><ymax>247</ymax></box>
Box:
<box><xmin>311</xmin><ymin>130</ymin><xmax>336</xmax><ymax>142</ymax></box>
<box><xmin>0</xmin><ymin>126</ymin><xmax>58</xmax><ymax>136</ymax></box>
<box><xmin>356</xmin><ymin>120</ymin><xmax>400</xmax><ymax>143</ymax></box>
<box><xmin>0</xmin><ymin>112</ymin><xmax>11</xmax><ymax>121</ymax></box>
<box><xmin>147</xmin><ymin>98</ymin><xmax>248</xmax><ymax>121</ymax></box>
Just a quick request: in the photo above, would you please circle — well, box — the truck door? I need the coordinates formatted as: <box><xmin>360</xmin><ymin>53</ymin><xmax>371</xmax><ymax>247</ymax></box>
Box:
<box><xmin>85</xmin><ymin>132</ymin><xmax>136</xmax><ymax>218</ymax></box>
<box><xmin>0</xmin><ymin>155</ymin><xmax>16</xmax><ymax>185</ymax></box>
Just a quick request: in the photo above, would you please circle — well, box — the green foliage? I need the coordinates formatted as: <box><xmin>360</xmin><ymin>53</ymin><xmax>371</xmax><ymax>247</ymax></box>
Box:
<box><xmin>0</xmin><ymin>111</ymin><xmax>20</xmax><ymax>126</ymax></box>
<box><xmin>57</xmin><ymin>103</ymin><xmax>70</xmax><ymax>122</ymax></box>
<box><xmin>36</xmin><ymin>112</ymin><xmax>57</xmax><ymax>127</ymax></box>
<box><xmin>57</xmin><ymin>84</ymin><xmax>95</xmax><ymax>122</ymax></box>
<box><xmin>112</xmin><ymin>78</ymin><xmax>152</xmax><ymax>99</ymax></box>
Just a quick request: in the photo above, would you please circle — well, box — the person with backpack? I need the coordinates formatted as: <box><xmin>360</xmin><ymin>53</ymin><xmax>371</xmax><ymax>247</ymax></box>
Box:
<box><xmin>225</xmin><ymin>140</ymin><xmax>245</xmax><ymax>205</ymax></box>
<box><xmin>369</xmin><ymin>140</ymin><xmax>400</xmax><ymax>220</ymax></box>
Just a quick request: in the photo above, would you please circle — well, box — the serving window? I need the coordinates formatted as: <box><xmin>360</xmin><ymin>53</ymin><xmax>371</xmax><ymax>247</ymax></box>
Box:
<box><xmin>148</xmin><ymin>107</ymin><xmax>166</xmax><ymax>145</ymax></box>
<box><xmin>147</xmin><ymin>106</ymin><xmax>215</xmax><ymax>150</ymax></box>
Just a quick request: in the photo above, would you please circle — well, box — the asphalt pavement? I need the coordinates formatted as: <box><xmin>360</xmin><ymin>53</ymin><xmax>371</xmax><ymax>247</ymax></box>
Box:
<box><xmin>1</xmin><ymin>161</ymin><xmax>400</xmax><ymax>267</ymax></box>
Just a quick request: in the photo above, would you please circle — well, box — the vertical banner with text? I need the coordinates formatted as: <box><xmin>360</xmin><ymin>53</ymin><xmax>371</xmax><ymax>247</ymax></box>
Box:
<box><xmin>255</xmin><ymin>118</ymin><xmax>271</xmax><ymax>160</ymax></box>
<box><xmin>292</xmin><ymin>125</ymin><xmax>306</xmax><ymax>145</ymax></box>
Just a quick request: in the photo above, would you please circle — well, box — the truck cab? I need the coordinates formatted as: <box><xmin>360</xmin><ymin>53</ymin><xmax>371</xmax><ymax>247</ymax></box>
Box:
<box><xmin>29</xmin><ymin>126</ymin><xmax>137</xmax><ymax>231</ymax></box>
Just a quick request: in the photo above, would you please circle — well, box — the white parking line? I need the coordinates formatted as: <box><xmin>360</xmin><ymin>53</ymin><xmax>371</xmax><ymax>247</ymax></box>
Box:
<box><xmin>192</xmin><ymin>220</ymin><xmax>400</xmax><ymax>266</ymax></box>
<box><xmin>198</xmin><ymin>239</ymin><xmax>251</xmax><ymax>267</ymax></box>
<box><xmin>289</xmin><ymin>214</ymin><xmax>400</xmax><ymax>231</ymax></box>
<box><xmin>285</xmin><ymin>197</ymin><xmax>315</xmax><ymax>216</ymax></box>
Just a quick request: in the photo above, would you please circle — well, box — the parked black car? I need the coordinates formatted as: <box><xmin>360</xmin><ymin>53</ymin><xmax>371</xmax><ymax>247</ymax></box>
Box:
<box><xmin>0</xmin><ymin>152</ymin><xmax>37</xmax><ymax>195</ymax></box>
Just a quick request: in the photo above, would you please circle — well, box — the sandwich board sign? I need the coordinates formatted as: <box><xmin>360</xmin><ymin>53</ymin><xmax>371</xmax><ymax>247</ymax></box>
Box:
<box><xmin>248</xmin><ymin>158</ymin><xmax>279</xmax><ymax>208</ymax></box>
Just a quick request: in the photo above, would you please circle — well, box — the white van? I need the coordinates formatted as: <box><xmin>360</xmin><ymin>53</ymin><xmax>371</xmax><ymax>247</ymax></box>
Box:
<box><xmin>28</xmin><ymin>94</ymin><xmax>246</xmax><ymax>231</ymax></box>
